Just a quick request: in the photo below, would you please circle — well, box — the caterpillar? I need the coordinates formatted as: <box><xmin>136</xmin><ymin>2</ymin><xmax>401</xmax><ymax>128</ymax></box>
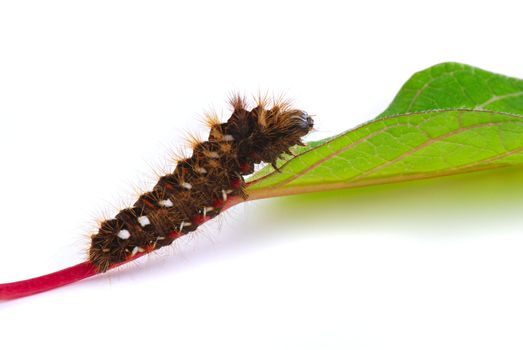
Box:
<box><xmin>0</xmin><ymin>95</ymin><xmax>314</xmax><ymax>299</ymax></box>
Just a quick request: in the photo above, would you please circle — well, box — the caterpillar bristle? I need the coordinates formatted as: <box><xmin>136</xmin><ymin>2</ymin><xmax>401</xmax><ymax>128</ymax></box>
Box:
<box><xmin>252</xmin><ymin>92</ymin><xmax>268</xmax><ymax>128</ymax></box>
<box><xmin>91</xmin><ymin>208</ymin><xmax>112</xmax><ymax>228</ymax></box>
<box><xmin>272</xmin><ymin>92</ymin><xmax>292</xmax><ymax>109</ymax></box>
<box><xmin>129</xmin><ymin>180</ymin><xmax>150</xmax><ymax>202</ymax></box>
<box><xmin>203</xmin><ymin>110</ymin><xmax>221</xmax><ymax>129</ymax></box>
<box><xmin>253</xmin><ymin>91</ymin><xmax>269</xmax><ymax>109</ymax></box>
<box><xmin>167</xmin><ymin>145</ymin><xmax>190</xmax><ymax>165</ymax></box>
<box><xmin>228</xmin><ymin>93</ymin><xmax>247</xmax><ymax>111</ymax></box>
<box><xmin>184</xmin><ymin>131</ymin><xmax>204</xmax><ymax>150</ymax></box>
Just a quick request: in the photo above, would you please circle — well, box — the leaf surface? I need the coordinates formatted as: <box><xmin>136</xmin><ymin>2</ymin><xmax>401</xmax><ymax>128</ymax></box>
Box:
<box><xmin>247</xmin><ymin>63</ymin><xmax>523</xmax><ymax>200</ymax></box>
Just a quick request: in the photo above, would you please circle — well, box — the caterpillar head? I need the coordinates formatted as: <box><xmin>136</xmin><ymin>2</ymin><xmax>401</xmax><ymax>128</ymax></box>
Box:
<box><xmin>267</xmin><ymin>108</ymin><xmax>314</xmax><ymax>141</ymax></box>
<box><xmin>290</xmin><ymin>110</ymin><xmax>314</xmax><ymax>137</ymax></box>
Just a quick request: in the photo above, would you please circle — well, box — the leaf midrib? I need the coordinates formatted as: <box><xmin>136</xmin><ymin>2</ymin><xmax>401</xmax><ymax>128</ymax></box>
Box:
<box><xmin>247</xmin><ymin>162</ymin><xmax>516</xmax><ymax>200</ymax></box>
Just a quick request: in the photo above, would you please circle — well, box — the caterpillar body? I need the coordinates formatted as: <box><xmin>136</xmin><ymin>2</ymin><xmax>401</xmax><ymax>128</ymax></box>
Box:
<box><xmin>0</xmin><ymin>96</ymin><xmax>313</xmax><ymax>299</ymax></box>
<box><xmin>89</xmin><ymin>96</ymin><xmax>314</xmax><ymax>272</ymax></box>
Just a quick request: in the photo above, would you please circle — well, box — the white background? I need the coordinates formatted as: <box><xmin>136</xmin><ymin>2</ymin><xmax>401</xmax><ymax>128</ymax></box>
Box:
<box><xmin>1</xmin><ymin>1</ymin><xmax>523</xmax><ymax>349</ymax></box>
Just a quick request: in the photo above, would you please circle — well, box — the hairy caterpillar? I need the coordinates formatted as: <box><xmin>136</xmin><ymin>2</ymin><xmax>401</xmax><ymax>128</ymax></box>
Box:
<box><xmin>0</xmin><ymin>95</ymin><xmax>314</xmax><ymax>299</ymax></box>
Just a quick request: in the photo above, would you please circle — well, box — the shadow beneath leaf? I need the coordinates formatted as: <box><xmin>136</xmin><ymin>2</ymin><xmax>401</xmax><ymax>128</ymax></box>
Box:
<box><xmin>256</xmin><ymin>165</ymin><xmax>523</xmax><ymax>237</ymax></box>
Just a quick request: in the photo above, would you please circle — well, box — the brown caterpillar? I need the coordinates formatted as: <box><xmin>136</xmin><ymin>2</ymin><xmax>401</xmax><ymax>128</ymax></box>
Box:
<box><xmin>89</xmin><ymin>95</ymin><xmax>314</xmax><ymax>272</ymax></box>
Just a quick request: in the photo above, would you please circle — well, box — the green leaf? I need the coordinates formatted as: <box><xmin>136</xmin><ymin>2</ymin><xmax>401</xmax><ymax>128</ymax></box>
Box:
<box><xmin>246</xmin><ymin>63</ymin><xmax>523</xmax><ymax>200</ymax></box>
<box><xmin>379</xmin><ymin>62</ymin><xmax>523</xmax><ymax>117</ymax></box>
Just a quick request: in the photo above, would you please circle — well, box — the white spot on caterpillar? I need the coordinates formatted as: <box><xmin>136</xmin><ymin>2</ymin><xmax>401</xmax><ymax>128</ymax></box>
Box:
<box><xmin>222</xmin><ymin>134</ymin><xmax>234</xmax><ymax>141</ymax></box>
<box><xmin>179</xmin><ymin>221</ymin><xmax>191</xmax><ymax>231</ymax></box>
<box><xmin>203</xmin><ymin>206</ymin><xmax>214</xmax><ymax>217</ymax></box>
<box><xmin>195</xmin><ymin>167</ymin><xmax>207</xmax><ymax>174</ymax></box>
<box><xmin>117</xmin><ymin>229</ymin><xmax>131</xmax><ymax>240</ymax></box>
<box><xmin>138</xmin><ymin>216</ymin><xmax>150</xmax><ymax>227</ymax></box>
<box><xmin>222</xmin><ymin>189</ymin><xmax>227</xmax><ymax>201</ymax></box>
<box><xmin>159</xmin><ymin>199</ymin><xmax>174</xmax><ymax>207</ymax></box>
<box><xmin>131</xmin><ymin>246</ymin><xmax>145</xmax><ymax>256</ymax></box>
<box><xmin>181</xmin><ymin>182</ymin><xmax>192</xmax><ymax>190</ymax></box>
<box><xmin>131</xmin><ymin>246</ymin><xmax>138</xmax><ymax>256</ymax></box>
